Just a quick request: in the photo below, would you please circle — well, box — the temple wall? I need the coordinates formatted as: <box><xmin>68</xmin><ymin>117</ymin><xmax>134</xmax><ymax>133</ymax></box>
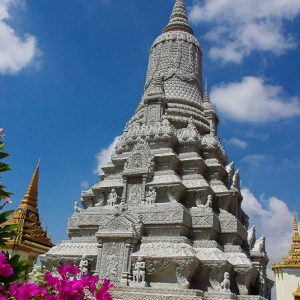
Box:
<box><xmin>274</xmin><ymin>268</ymin><xmax>300</xmax><ymax>300</ymax></box>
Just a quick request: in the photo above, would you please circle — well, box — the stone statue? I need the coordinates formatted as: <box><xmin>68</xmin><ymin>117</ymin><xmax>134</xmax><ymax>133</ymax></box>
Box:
<box><xmin>221</xmin><ymin>272</ymin><xmax>231</xmax><ymax>292</ymax></box>
<box><xmin>205</xmin><ymin>195</ymin><xmax>213</xmax><ymax>211</ymax></box>
<box><xmin>133</xmin><ymin>257</ymin><xmax>146</xmax><ymax>283</ymax></box>
<box><xmin>107</xmin><ymin>188</ymin><xmax>118</xmax><ymax>206</ymax></box>
<box><xmin>79</xmin><ymin>255</ymin><xmax>89</xmax><ymax>277</ymax></box>
<box><xmin>73</xmin><ymin>201</ymin><xmax>82</xmax><ymax>214</ymax></box>
<box><xmin>146</xmin><ymin>186</ymin><xmax>157</xmax><ymax>205</ymax></box>
<box><xmin>247</xmin><ymin>225</ymin><xmax>256</xmax><ymax>250</ymax></box>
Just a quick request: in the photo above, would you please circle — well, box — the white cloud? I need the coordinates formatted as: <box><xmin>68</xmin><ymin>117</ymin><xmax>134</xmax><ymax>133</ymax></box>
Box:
<box><xmin>211</xmin><ymin>76</ymin><xmax>300</xmax><ymax>123</ymax></box>
<box><xmin>242</xmin><ymin>154</ymin><xmax>270</xmax><ymax>167</ymax></box>
<box><xmin>80</xmin><ymin>180</ymin><xmax>89</xmax><ymax>190</ymax></box>
<box><xmin>227</xmin><ymin>137</ymin><xmax>248</xmax><ymax>149</ymax></box>
<box><xmin>189</xmin><ymin>0</ymin><xmax>299</xmax><ymax>63</ymax></box>
<box><xmin>241</xmin><ymin>188</ymin><xmax>294</xmax><ymax>265</ymax></box>
<box><xmin>95</xmin><ymin>136</ymin><xmax>121</xmax><ymax>175</ymax></box>
<box><xmin>0</xmin><ymin>0</ymin><xmax>39</xmax><ymax>74</ymax></box>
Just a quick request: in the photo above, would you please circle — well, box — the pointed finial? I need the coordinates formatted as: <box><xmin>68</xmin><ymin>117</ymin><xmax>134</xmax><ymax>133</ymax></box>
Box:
<box><xmin>293</xmin><ymin>209</ymin><xmax>299</xmax><ymax>241</ymax></box>
<box><xmin>164</xmin><ymin>0</ymin><xmax>193</xmax><ymax>34</ymax></box>
<box><xmin>21</xmin><ymin>160</ymin><xmax>40</xmax><ymax>210</ymax></box>
<box><xmin>203</xmin><ymin>78</ymin><xmax>211</xmax><ymax>104</ymax></box>
<box><xmin>205</xmin><ymin>78</ymin><xmax>208</xmax><ymax>93</ymax></box>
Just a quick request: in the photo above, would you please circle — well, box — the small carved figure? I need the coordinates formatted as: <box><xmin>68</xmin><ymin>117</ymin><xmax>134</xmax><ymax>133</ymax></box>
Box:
<box><xmin>253</xmin><ymin>235</ymin><xmax>266</xmax><ymax>254</ymax></box>
<box><xmin>232</xmin><ymin>169</ymin><xmax>241</xmax><ymax>191</ymax></box>
<box><xmin>133</xmin><ymin>257</ymin><xmax>146</xmax><ymax>283</ymax></box>
<box><xmin>146</xmin><ymin>186</ymin><xmax>157</xmax><ymax>205</ymax></box>
<box><xmin>225</xmin><ymin>162</ymin><xmax>235</xmax><ymax>187</ymax></box>
<box><xmin>107</xmin><ymin>188</ymin><xmax>118</xmax><ymax>206</ymax></box>
<box><xmin>79</xmin><ymin>255</ymin><xmax>89</xmax><ymax>277</ymax></box>
<box><xmin>73</xmin><ymin>201</ymin><xmax>82</xmax><ymax>214</ymax></box>
<box><xmin>247</xmin><ymin>225</ymin><xmax>256</xmax><ymax>250</ymax></box>
<box><xmin>205</xmin><ymin>195</ymin><xmax>213</xmax><ymax>211</ymax></box>
<box><xmin>221</xmin><ymin>272</ymin><xmax>231</xmax><ymax>292</ymax></box>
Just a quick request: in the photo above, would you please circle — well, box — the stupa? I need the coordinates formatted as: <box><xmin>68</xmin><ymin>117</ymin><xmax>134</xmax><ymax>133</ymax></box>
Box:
<box><xmin>42</xmin><ymin>1</ymin><xmax>274</xmax><ymax>299</ymax></box>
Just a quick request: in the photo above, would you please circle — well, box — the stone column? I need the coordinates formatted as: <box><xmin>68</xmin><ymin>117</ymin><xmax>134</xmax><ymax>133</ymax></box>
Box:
<box><xmin>95</xmin><ymin>243</ymin><xmax>103</xmax><ymax>275</ymax></box>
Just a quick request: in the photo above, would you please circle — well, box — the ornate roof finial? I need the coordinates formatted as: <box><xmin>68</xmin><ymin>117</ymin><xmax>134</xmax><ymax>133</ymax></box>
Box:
<box><xmin>293</xmin><ymin>209</ymin><xmax>299</xmax><ymax>241</ymax></box>
<box><xmin>205</xmin><ymin>78</ymin><xmax>208</xmax><ymax>93</ymax></box>
<box><xmin>163</xmin><ymin>0</ymin><xmax>193</xmax><ymax>34</ymax></box>
<box><xmin>21</xmin><ymin>160</ymin><xmax>40</xmax><ymax>211</ymax></box>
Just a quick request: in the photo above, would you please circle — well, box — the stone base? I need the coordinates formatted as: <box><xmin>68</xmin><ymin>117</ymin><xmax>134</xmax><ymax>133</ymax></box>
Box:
<box><xmin>238</xmin><ymin>297</ymin><xmax>267</xmax><ymax>300</ymax></box>
<box><xmin>204</xmin><ymin>291</ymin><xmax>237</xmax><ymax>300</ymax></box>
<box><xmin>111</xmin><ymin>287</ymin><xmax>204</xmax><ymax>300</ymax></box>
<box><xmin>129</xmin><ymin>281</ymin><xmax>148</xmax><ymax>288</ymax></box>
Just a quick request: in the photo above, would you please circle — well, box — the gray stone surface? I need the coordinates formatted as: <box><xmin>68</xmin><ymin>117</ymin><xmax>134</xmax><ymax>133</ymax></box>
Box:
<box><xmin>42</xmin><ymin>0</ymin><xmax>273</xmax><ymax>299</ymax></box>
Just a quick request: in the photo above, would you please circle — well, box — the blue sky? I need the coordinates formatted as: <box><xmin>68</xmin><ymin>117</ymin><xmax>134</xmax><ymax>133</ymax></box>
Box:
<box><xmin>1</xmin><ymin>0</ymin><xmax>300</xmax><ymax>275</ymax></box>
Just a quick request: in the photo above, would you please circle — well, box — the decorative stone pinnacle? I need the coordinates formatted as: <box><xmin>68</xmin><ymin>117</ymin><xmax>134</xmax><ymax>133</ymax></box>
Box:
<box><xmin>163</xmin><ymin>0</ymin><xmax>193</xmax><ymax>34</ymax></box>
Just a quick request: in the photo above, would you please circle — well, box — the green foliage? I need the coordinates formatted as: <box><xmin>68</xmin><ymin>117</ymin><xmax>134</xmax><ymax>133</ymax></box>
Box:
<box><xmin>0</xmin><ymin>140</ymin><xmax>12</xmax><ymax>200</ymax></box>
<box><xmin>0</xmin><ymin>252</ymin><xmax>30</xmax><ymax>289</ymax></box>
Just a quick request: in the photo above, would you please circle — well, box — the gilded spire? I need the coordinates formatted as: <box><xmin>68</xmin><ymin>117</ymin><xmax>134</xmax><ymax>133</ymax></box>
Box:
<box><xmin>20</xmin><ymin>160</ymin><xmax>40</xmax><ymax>211</ymax></box>
<box><xmin>293</xmin><ymin>209</ymin><xmax>299</xmax><ymax>241</ymax></box>
<box><xmin>273</xmin><ymin>210</ymin><xmax>300</xmax><ymax>269</ymax></box>
<box><xmin>164</xmin><ymin>0</ymin><xmax>193</xmax><ymax>34</ymax></box>
<box><xmin>5</xmin><ymin>160</ymin><xmax>53</xmax><ymax>249</ymax></box>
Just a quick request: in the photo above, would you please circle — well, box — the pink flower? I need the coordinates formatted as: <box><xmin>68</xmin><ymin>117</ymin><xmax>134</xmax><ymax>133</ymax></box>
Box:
<box><xmin>4</xmin><ymin>198</ymin><xmax>11</xmax><ymax>205</ymax></box>
<box><xmin>57</xmin><ymin>264</ymin><xmax>80</xmax><ymax>278</ymax></box>
<box><xmin>0</xmin><ymin>253</ymin><xmax>13</xmax><ymax>278</ymax></box>
<box><xmin>8</xmin><ymin>281</ymin><xmax>49</xmax><ymax>300</ymax></box>
<box><xmin>0</xmin><ymin>128</ymin><xmax>4</xmax><ymax>138</ymax></box>
<box><xmin>95</xmin><ymin>279</ymin><xmax>114</xmax><ymax>300</ymax></box>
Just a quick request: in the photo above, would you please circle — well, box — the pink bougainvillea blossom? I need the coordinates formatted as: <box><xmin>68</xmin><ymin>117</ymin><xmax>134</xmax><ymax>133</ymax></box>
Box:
<box><xmin>95</xmin><ymin>279</ymin><xmax>114</xmax><ymax>300</ymax></box>
<box><xmin>0</xmin><ymin>262</ymin><xmax>113</xmax><ymax>300</ymax></box>
<box><xmin>4</xmin><ymin>198</ymin><xmax>11</xmax><ymax>205</ymax></box>
<box><xmin>0</xmin><ymin>253</ymin><xmax>13</xmax><ymax>278</ymax></box>
<box><xmin>0</xmin><ymin>128</ymin><xmax>4</xmax><ymax>138</ymax></box>
<box><xmin>8</xmin><ymin>282</ymin><xmax>49</xmax><ymax>300</ymax></box>
<box><xmin>57</xmin><ymin>264</ymin><xmax>80</xmax><ymax>278</ymax></box>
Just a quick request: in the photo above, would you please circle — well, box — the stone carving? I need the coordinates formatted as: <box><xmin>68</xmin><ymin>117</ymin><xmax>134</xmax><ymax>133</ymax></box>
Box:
<box><xmin>124</xmin><ymin>139</ymin><xmax>154</xmax><ymax>175</ymax></box>
<box><xmin>132</xmin><ymin>257</ymin><xmax>146</xmax><ymax>284</ymax></box>
<box><xmin>253</xmin><ymin>235</ymin><xmax>266</xmax><ymax>254</ymax></box>
<box><xmin>205</xmin><ymin>195</ymin><xmax>213</xmax><ymax>212</ymax></box>
<box><xmin>79</xmin><ymin>255</ymin><xmax>89</xmax><ymax>277</ymax></box>
<box><xmin>176</xmin><ymin>117</ymin><xmax>199</xmax><ymax>145</ymax></box>
<box><xmin>225</xmin><ymin>162</ymin><xmax>235</xmax><ymax>188</ymax></box>
<box><xmin>73</xmin><ymin>201</ymin><xmax>82</xmax><ymax>214</ymax></box>
<box><xmin>247</xmin><ymin>225</ymin><xmax>256</xmax><ymax>250</ymax></box>
<box><xmin>232</xmin><ymin>170</ymin><xmax>241</xmax><ymax>191</ymax></box>
<box><xmin>146</xmin><ymin>187</ymin><xmax>157</xmax><ymax>205</ymax></box>
<box><xmin>221</xmin><ymin>272</ymin><xmax>231</xmax><ymax>292</ymax></box>
<box><xmin>128</xmin><ymin>184</ymin><xmax>142</xmax><ymax>206</ymax></box>
<box><xmin>107</xmin><ymin>188</ymin><xmax>118</xmax><ymax>206</ymax></box>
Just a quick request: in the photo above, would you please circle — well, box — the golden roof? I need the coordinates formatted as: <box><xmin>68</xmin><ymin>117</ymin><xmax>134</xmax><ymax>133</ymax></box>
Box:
<box><xmin>273</xmin><ymin>210</ymin><xmax>300</xmax><ymax>270</ymax></box>
<box><xmin>294</xmin><ymin>283</ymin><xmax>300</xmax><ymax>296</ymax></box>
<box><xmin>5</xmin><ymin>161</ymin><xmax>53</xmax><ymax>252</ymax></box>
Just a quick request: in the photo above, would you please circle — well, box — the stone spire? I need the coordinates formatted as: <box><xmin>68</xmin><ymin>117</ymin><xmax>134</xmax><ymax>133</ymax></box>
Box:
<box><xmin>164</xmin><ymin>0</ymin><xmax>193</xmax><ymax>34</ymax></box>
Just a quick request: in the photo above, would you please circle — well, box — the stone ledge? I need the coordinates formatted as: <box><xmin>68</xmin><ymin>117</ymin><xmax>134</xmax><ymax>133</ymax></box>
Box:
<box><xmin>112</xmin><ymin>287</ymin><xmax>203</xmax><ymax>300</ymax></box>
